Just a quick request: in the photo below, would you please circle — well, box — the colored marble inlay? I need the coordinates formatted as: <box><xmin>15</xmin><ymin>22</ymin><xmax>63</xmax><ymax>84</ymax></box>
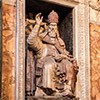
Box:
<box><xmin>90</xmin><ymin>23</ymin><xmax>100</xmax><ymax>100</ymax></box>
<box><xmin>1</xmin><ymin>3</ymin><xmax>16</xmax><ymax>100</ymax></box>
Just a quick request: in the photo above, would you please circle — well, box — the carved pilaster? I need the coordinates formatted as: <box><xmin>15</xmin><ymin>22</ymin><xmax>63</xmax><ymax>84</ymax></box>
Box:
<box><xmin>15</xmin><ymin>0</ymin><xmax>25</xmax><ymax>100</ymax></box>
<box><xmin>74</xmin><ymin>3</ymin><xmax>90</xmax><ymax>100</ymax></box>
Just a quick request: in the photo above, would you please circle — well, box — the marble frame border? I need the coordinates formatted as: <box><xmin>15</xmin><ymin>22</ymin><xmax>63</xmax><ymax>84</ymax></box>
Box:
<box><xmin>15</xmin><ymin>0</ymin><xmax>90</xmax><ymax>100</ymax></box>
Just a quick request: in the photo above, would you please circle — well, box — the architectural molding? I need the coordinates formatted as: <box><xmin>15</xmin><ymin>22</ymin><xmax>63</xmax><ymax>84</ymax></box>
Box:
<box><xmin>15</xmin><ymin>0</ymin><xmax>25</xmax><ymax>100</ymax></box>
<box><xmin>42</xmin><ymin>0</ymin><xmax>79</xmax><ymax>7</ymax></box>
<box><xmin>89</xmin><ymin>0</ymin><xmax>100</xmax><ymax>11</ymax></box>
<box><xmin>15</xmin><ymin>0</ymin><xmax>90</xmax><ymax>100</ymax></box>
<box><xmin>73</xmin><ymin>4</ymin><xmax>90</xmax><ymax>100</ymax></box>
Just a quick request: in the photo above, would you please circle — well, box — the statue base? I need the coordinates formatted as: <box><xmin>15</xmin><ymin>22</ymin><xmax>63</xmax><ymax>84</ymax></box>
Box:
<box><xmin>26</xmin><ymin>96</ymin><xmax>79</xmax><ymax>100</ymax></box>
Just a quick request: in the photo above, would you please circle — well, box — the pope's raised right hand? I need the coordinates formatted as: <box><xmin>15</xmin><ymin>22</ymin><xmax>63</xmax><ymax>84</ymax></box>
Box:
<box><xmin>35</xmin><ymin>13</ymin><xmax>43</xmax><ymax>25</ymax></box>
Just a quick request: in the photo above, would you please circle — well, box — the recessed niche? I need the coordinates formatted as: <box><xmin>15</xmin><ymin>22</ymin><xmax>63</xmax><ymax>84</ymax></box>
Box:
<box><xmin>25</xmin><ymin>0</ymin><xmax>73</xmax><ymax>97</ymax></box>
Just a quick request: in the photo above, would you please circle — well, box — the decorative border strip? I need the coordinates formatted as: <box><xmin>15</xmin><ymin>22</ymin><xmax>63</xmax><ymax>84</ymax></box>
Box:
<box><xmin>16</xmin><ymin>0</ymin><xmax>25</xmax><ymax>100</ymax></box>
<box><xmin>74</xmin><ymin>4</ymin><xmax>90</xmax><ymax>100</ymax></box>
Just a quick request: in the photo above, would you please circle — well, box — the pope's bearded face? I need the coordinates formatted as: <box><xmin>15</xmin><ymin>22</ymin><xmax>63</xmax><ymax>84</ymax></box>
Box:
<box><xmin>48</xmin><ymin>23</ymin><xmax>58</xmax><ymax>38</ymax></box>
<box><xmin>48</xmin><ymin>23</ymin><xmax>57</xmax><ymax>30</ymax></box>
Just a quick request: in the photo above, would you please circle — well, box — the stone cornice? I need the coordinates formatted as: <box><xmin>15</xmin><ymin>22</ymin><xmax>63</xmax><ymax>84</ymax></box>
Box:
<box><xmin>42</xmin><ymin>0</ymin><xmax>79</xmax><ymax>7</ymax></box>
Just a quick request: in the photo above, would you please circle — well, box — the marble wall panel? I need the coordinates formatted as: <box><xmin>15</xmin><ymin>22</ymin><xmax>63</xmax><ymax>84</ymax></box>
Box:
<box><xmin>1</xmin><ymin>3</ymin><xmax>16</xmax><ymax>100</ymax></box>
<box><xmin>90</xmin><ymin>23</ymin><xmax>100</xmax><ymax>100</ymax></box>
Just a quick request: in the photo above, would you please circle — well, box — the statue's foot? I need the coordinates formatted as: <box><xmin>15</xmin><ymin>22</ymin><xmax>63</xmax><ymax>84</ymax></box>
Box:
<box><xmin>39</xmin><ymin>86</ymin><xmax>56</xmax><ymax>95</ymax></box>
<box><xmin>63</xmin><ymin>89</ymin><xmax>75</xmax><ymax>98</ymax></box>
<box><xmin>35</xmin><ymin>87</ymin><xmax>47</xmax><ymax>96</ymax></box>
<box><xmin>53</xmin><ymin>89</ymin><xmax>75</xmax><ymax>98</ymax></box>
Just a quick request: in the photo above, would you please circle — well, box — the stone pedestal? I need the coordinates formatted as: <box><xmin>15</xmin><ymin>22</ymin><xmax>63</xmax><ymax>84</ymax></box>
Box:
<box><xmin>26</xmin><ymin>96</ymin><xmax>79</xmax><ymax>100</ymax></box>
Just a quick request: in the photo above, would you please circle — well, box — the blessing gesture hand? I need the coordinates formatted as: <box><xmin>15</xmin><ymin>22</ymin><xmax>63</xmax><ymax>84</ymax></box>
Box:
<box><xmin>35</xmin><ymin>13</ymin><xmax>43</xmax><ymax>25</ymax></box>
